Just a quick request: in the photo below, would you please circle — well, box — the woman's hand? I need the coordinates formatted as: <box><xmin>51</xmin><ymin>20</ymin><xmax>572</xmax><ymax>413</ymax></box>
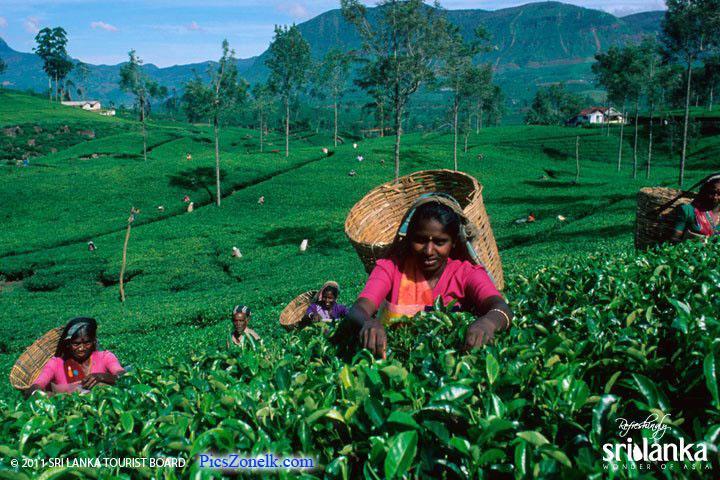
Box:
<box><xmin>360</xmin><ymin>319</ymin><xmax>387</xmax><ymax>359</ymax></box>
<box><xmin>464</xmin><ymin>317</ymin><xmax>496</xmax><ymax>350</ymax></box>
<box><xmin>81</xmin><ymin>373</ymin><xmax>116</xmax><ymax>389</ymax></box>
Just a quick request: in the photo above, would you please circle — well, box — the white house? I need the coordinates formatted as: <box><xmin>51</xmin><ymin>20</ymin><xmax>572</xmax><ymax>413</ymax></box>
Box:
<box><xmin>567</xmin><ymin>107</ymin><xmax>624</xmax><ymax>126</ymax></box>
<box><xmin>61</xmin><ymin>100</ymin><xmax>102</xmax><ymax>111</ymax></box>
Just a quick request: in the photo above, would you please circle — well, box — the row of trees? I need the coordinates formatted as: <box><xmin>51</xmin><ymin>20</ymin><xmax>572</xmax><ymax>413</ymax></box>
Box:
<box><xmin>591</xmin><ymin>0</ymin><xmax>720</xmax><ymax>185</ymax></box>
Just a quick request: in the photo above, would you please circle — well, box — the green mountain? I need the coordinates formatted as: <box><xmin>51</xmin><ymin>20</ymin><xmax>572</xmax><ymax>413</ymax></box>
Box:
<box><xmin>0</xmin><ymin>2</ymin><xmax>663</xmax><ymax>108</ymax></box>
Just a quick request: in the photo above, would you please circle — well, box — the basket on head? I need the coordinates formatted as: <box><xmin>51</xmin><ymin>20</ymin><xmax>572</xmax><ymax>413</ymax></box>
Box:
<box><xmin>634</xmin><ymin>187</ymin><xmax>694</xmax><ymax>250</ymax></box>
<box><xmin>279</xmin><ymin>290</ymin><xmax>317</xmax><ymax>331</ymax></box>
<box><xmin>344</xmin><ymin>169</ymin><xmax>504</xmax><ymax>290</ymax></box>
<box><xmin>9</xmin><ymin>326</ymin><xmax>63</xmax><ymax>390</ymax></box>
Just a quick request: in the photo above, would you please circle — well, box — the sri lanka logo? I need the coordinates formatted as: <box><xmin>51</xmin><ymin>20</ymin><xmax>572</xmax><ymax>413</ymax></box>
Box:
<box><xmin>602</xmin><ymin>414</ymin><xmax>709</xmax><ymax>466</ymax></box>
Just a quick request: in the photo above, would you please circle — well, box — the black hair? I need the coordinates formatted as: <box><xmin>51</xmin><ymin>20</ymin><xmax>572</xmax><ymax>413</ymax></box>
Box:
<box><xmin>696</xmin><ymin>177</ymin><xmax>720</xmax><ymax>208</ymax></box>
<box><xmin>406</xmin><ymin>202</ymin><xmax>461</xmax><ymax>241</ymax></box>
<box><xmin>55</xmin><ymin>317</ymin><xmax>98</xmax><ymax>359</ymax></box>
<box><xmin>322</xmin><ymin>286</ymin><xmax>339</xmax><ymax>298</ymax></box>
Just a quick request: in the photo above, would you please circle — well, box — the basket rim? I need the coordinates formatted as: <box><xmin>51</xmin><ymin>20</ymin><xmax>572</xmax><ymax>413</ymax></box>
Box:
<box><xmin>344</xmin><ymin>169</ymin><xmax>482</xmax><ymax>242</ymax></box>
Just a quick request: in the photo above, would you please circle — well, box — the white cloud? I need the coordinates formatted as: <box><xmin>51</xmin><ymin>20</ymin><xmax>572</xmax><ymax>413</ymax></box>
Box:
<box><xmin>187</xmin><ymin>21</ymin><xmax>203</xmax><ymax>31</ymax></box>
<box><xmin>276</xmin><ymin>2</ymin><xmax>310</xmax><ymax>19</ymax></box>
<box><xmin>24</xmin><ymin>17</ymin><xmax>41</xmax><ymax>34</ymax></box>
<box><xmin>91</xmin><ymin>21</ymin><xmax>119</xmax><ymax>32</ymax></box>
<box><xmin>0</xmin><ymin>17</ymin><xmax>8</xmax><ymax>28</ymax></box>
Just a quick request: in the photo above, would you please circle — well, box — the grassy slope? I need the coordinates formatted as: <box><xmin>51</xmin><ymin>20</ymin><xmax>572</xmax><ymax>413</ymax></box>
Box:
<box><xmin>0</xmin><ymin>92</ymin><xmax>717</xmax><ymax>397</ymax></box>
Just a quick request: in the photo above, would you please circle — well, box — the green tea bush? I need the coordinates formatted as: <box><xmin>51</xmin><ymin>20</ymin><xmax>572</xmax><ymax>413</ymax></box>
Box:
<box><xmin>1</xmin><ymin>240</ymin><xmax>718</xmax><ymax>479</ymax></box>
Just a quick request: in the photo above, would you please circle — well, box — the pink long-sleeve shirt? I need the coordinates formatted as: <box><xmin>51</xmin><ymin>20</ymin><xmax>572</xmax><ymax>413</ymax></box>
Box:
<box><xmin>33</xmin><ymin>350</ymin><xmax>124</xmax><ymax>389</ymax></box>
<box><xmin>359</xmin><ymin>257</ymin><xmax>501</xmax><ymax>312</ymax></box>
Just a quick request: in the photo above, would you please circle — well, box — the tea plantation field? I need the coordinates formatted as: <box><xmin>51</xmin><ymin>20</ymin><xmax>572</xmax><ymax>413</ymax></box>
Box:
<box><xmin>0</xmin><ymin>91</ymin><xmax>718</xmax><ymax>478</ymax></box>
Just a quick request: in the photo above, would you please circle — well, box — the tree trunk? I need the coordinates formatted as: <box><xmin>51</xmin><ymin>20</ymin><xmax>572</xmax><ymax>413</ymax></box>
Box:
<box><xmin>710</xmin><ymin>86</ymin><xmax>714</xmax><ymax>112</ymax></box>
<box><xmin>632</xmin><ymin>98</ymin><xmax>639</xmax><ymax>179</ymax></box>
<box><xmin>214</xmin><ymin>115</ymin><xmax>221</xmax><ymax>207</ymax></box>
<box><xmin>452</xmin><ymin>98</ymin><xmax>459</xmax><ymax>170</ymax></box>
<box><xmin>575</xmin><ymin>136</ymin><xmax>580</xmax><ymax>183</ymax></box>
<box><xmin>680</xmin><ymin>63</ymin><xmax>692</xmax><ymax>187</ymax></box>
<box><xmin>394</xmin><ymin>102</ymin><xmax>403</xmax><ymax>180</ymax></box>
<box><xmin>285</xmin><ymin>97</ymin><xmax>290</xmax><ymax>158</ymax></box>
<box><xmin>617</xmin><ymin>99</ymin><xmax>626</xmax><ymax>172</ymax></box>
<box><xmin>379</xmin><ymin>102</ymin><xmax>385</xmax><ymax>138</ymax></box>
<box><xmin>259</xmin><ymin>109</ymin><xmax>264</xmax><ymax>153</ymax></box>
<box><xmin>48</xmin><ymin>77</ymin><xmax>52</xmax><ymax>103</ymax></box>
<box><xmin>141</xmin><ymin>97</ymin><xmax>147</xmax><ymax>162</ymax></box>
<box><xmin>54</xmin><ymin>73</ymin><xmax>58</xmax><ymax>103</ymax></box>
<box><xmin>334</xmin><ymin>100</ymin><xmax>338</xmax><ymax>147</ymax></box>
<box><xmin>464</xmin><ymin>115</ymin><xmax>470</xmax><ymax>154</ymax></box>
<box><xmin>479</xmin><ymin>105</ymin><xmax>484</xmax><ymax>130</ymax></box>
<box><xmin>119</xmin><ymin>219</ymin><xmax>132</xmax><ymax>303</ymax></box>
<box><xmin>647</xmin><ymin>101</ymin><xmax>654</xmax><ymax>179</ymax></box>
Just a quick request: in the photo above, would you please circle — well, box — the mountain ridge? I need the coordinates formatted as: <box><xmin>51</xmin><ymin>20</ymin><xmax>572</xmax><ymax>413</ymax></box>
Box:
<box><xmin>0</xmin><ymin>2</ymin><xmax>664</xmax><ymax>108</ymax></box>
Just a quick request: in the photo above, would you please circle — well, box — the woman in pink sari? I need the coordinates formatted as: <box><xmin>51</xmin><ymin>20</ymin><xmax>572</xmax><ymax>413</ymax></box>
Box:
<box><xmin>343</xmin><ymin>194</ymin><xmax>513</xmax><ymax>358</ymax></box>
<box><xmin>24</xmin><ymin>317</ymin><xmax>125</xmax><ymax>398</ymax></box>
<box><xmin>671</xmin><ymin>175</ymin><xmax>720</xmax><ymax>242</ymax></box>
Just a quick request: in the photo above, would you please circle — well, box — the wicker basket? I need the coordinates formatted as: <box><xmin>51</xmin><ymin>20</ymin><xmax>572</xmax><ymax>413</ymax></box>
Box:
<box><xmin>345</xmin><ymin>169</ymin><xmax>504</xmax><ymax>290</ymax></box>
<box><xmin>635</xmin><ymin>187</ymin><xmax>694</xmax><ymax>250</ymax></box>
<box><xmin>279</xmin><ymin>290</ymin><xmax>317</xmax><ymax>331</ymax></box>
<box><xmin>9</xmin><ymin>326</ymin><xmax>62</xmax><ymax>390</ymax></box>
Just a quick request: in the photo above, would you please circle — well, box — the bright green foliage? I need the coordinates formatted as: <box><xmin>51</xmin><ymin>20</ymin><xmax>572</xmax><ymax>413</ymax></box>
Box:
<box><xmin>1</xmin><ymin>240</ymin><xmax>719</xmax><ymax>478</ymax></box>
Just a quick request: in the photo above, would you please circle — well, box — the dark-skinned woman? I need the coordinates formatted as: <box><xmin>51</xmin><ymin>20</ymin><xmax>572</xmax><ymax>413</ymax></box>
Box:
<box><xmin>670</xmin><ymin>175</ymin><xmax>720</xmax><ymax>243</ymax></box>
<box><xmin>24</xmin><ymin>317</ymin><xmax>125</xmax><ymax>398</ymax></box>
<box><xmin>342</xmin><ymin>194</ymin><xmax>513</xmax><ymax>358</ymax></box>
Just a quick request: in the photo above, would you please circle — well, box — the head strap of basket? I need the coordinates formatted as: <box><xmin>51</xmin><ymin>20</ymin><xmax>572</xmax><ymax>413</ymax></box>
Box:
<box><xmin>314</xmin><ymin>281</ymin><xmax>340</xmax><ymax>302</ymax></box>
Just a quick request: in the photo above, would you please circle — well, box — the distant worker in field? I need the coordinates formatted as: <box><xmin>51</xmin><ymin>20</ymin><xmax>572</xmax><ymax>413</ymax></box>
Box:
<box><xmin>340</xmin><ymin>194</ymin><xmax>513</xmax><ymax>358</ymax></box>
<box><xmin>671</xmin><ymin>175</ymin><xmax>720</xmax><ymax>242</ymax></box>
<box><xmin>87</xmin><ymin>240</ymin><xmax>96</xmax><ymax>252</ymax></box>
<box><xmin>227</xmin><ymin>305</ymin><xmax>261</xmax><ymax>348</ymax></box>
<box><xmin>24</xmin><ymin>317</ymin><xmax>126</xmax><ymax>398</ymax></box>
<box><xmin>186</xmin><ymin>152</ymin><xmax>192</xmax><ymax>161</ymax></box>
<box><xmin>258</xmin><ymin>196</ymin><xmax>265</xmax><ymax>205</ymax></box>
<box><xmin>305</xmin><ymin>281</ymin><xmax>349</xmax><ymax>324</ymax></box>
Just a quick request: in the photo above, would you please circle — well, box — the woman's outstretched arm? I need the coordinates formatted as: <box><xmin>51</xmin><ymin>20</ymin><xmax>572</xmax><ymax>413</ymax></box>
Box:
<box><xmin>464</xmin><ymin>295</ymin><xmax>514</xmax><ymax>350</ymax></box>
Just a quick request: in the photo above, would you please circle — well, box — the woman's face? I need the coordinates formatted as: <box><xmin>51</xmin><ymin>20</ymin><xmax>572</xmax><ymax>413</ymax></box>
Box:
<box><xmin>706</xmin><ymin>182</ymin><xmax>720</xmax><ymax>208</ymax></box>
<box><xmin>233</xmin><ymin>312</ymin><xmax>249</xmax><ymax>332</ymax></box>
<box><xmin>70</xmin><ymin>333</ymin><xmax>94</xmax><ymax>362</ymax></box>
<box><xmin>409</xmin><ymin>218</ymin><xmax>455</xmax><ymax>276</ymax></box>
<box><xmin>321</xmin><ymin>291</ymin><xmax>337</xmax><ymax>310</ymax></box>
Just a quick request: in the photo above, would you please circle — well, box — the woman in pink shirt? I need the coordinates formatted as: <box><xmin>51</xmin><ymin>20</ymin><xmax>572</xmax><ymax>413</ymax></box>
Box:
<box><xmin>344</xmin><ymin>194</ymin><xmax>513</xmax><ymax>358</ymax></box>
<box><xmin>24</xmin><ymin>317</ymin><xmax>125</xmax><ymax>398</ymax></box>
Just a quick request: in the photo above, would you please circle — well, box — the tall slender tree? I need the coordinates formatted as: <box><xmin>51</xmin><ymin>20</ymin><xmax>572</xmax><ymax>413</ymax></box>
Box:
<box><xmin>311</xmin><ymin>49</ymin><xmax>352</xmax><ymax>147</ymax></box>
<box><xmin>438</xmin><ymin>25</ymin><xmax>492</xmax><ymax>169</ymax></box>
<box><xmin>593</xmin><ymin>46</ymin><xmax>632</xmax><ymax>172</ymax></box>
<box><xmin>266</xmin><ymin>25</ymin><xmax>311</xmax><ymax>158</ymax></box>
<box><xmin>343</xmin><ymin>0</ymin><xmax>449</xmax><ymax>179</ymax></box>
<box><xmin>702</xmin><ymin>55</ymin><xmax>720</xmax><ymax>111</ymax></box>
<box><xmin>207</xmin><ymin>40</ymin><xmax>247</xmax><ymax>206</ymax></box>
<box><xmin>251</xmin><ymin>83</ymin><xmax>275</xmax><ymax>153</ymax></box>
<box><xmin>34</xmin><ymin>27</ymin><xmax>73</xmax><ymax>102</ymax></box>
<box><xmin>119</xmin><ymin>50</ymin><xmax>164</xmax><ymax>161</ymax></box>
<box><xmin>661</xmin><ymin>0</ymin><xmax>720</xmax><ymax>186</ymax></box>
<box><xmin>72</xmin><ymin>61</ymin><xmax>91</xmax><ymax>100</ymax></box>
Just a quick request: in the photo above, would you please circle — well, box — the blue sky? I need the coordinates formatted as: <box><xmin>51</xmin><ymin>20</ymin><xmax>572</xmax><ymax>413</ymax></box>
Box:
<box><xmin>0</xmin><ymin>0</ymin><xmax>666</xmax><ymax>67</ymax></box>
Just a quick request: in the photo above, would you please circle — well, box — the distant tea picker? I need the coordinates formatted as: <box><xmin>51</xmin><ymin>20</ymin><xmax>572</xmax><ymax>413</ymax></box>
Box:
<box><xmin>16</xmin><ymin>318</ymin><xmax>126</xmax><ymax>398</ymax></box>
<box><xmin>670</xmin><ymin>174</ymin><xmax>720</xmax><ymax>242</ymax></box>
<box><xmin>635</xmin><ymin>172</ymin><xmax>720</xmax><ymax>250</ymax></box>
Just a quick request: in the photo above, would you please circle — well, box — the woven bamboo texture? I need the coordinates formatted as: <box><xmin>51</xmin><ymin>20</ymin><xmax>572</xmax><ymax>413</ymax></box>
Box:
<box><xmin>9</xmin><ymin>326</ymin><xmax>62</xmax><ymax>390</ymax></box>
<box><xmin>635</xmin><ymin>187</ymin><xmax>693</xmax><ymax>250</ymax></box>
<box><xmin>279</xmin><ymin>290</ymin><xmax>317</xmax><ymax>330</ymax></box>
<box><xmin>345</xmin><ymin>169</ymin><xmax>504</xmax><ymax>290</ymax></box>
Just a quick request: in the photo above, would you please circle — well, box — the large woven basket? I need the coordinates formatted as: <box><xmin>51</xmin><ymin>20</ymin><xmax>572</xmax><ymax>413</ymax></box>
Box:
<box><xmin>635</xmin><ymin>187</ymin><xmax>693</xmax><ymax>250</ymax></box>
<box><xmin>9</xmin><ymin>327</ymin><xmax>62</xmax><ymax>390</ymax></box>
<box><xmin>345</xmin><ymin>169</ymin><xmax>504</xmax><ymax>290</ymax></box>
<box><xmin>279</xmin><ymin>290</ymin><xmax>317</xmax><ymax>331</ymax></box>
